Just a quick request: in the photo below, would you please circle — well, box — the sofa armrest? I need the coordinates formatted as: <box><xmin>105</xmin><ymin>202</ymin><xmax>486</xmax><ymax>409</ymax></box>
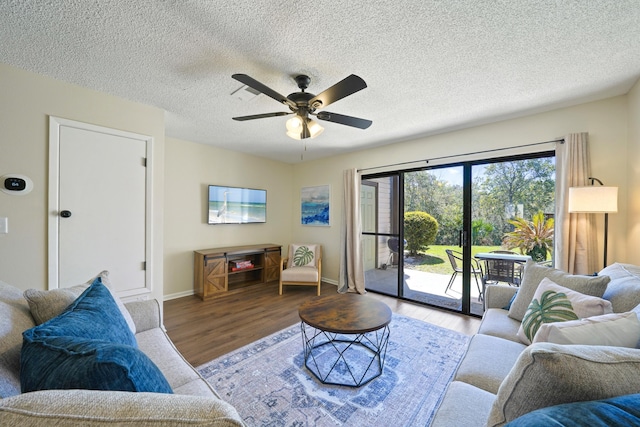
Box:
<box><xmin>484</xmin><ymin>285</ymin><xmax>517</xmax><ymax>310</ymax></box>
<box><xmin>487</xmin><ymin>343</ymin><xmax>640</xmax><ymax>427</ymax></box>
<box><xmin>124</xmin><ymin>299</ymin><xmax>162</xmax><ymax>333</ymax></box>
<box><xmin>0</xmin><ymin>389</ymin><xmax>245</xmax><ymax>426</ymax></box>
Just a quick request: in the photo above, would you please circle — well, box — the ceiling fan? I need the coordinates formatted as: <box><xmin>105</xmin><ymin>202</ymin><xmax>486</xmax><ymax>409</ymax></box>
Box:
<box><xmin>232</xmin><ymin>73</ymin><xmax>372</xmax><ymax>140</ymax></box>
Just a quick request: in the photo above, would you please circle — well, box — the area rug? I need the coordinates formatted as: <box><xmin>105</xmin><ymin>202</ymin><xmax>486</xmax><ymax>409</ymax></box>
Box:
<box><xmin>198</xmin><ymin>314</ymin><xmax>469</xmax><ymax>426</ymax></box>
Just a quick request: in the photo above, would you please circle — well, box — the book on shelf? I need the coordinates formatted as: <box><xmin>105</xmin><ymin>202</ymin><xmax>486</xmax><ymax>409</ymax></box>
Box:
<box><xmin>230</xmin><ymin>260</ymin><xmax>254</xmax><ymax>271</ymax></box>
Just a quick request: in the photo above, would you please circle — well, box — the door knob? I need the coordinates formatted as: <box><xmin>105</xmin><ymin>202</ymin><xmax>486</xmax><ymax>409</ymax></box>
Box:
<box><xmin>60</xmin><ymin>210</ymin><xmax>72</xmax><ymax>218</ymax></box>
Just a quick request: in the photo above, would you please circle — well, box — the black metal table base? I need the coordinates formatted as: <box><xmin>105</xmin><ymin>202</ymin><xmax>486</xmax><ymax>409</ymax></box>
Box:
<box><xmin>300</xmin><ymin>322</ymin><xmax>390</xmax><ymax>387</ymax></box>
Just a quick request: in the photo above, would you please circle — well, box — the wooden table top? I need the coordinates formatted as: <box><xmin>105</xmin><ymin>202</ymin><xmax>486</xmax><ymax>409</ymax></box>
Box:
<box><xmin>298</xmin><ymin>293</ymin><xmax>392</xmax><ymax>334</ymax></box>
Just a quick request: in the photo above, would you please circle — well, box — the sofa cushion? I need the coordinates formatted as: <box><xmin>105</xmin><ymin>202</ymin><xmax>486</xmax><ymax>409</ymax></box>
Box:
<box><xmin>487</xmin><ymin>343</ymin><xmax>640</xmax><ymax>427</ymax></box>
<box><xmin>477</xmin><ymin>308</ymin><xmax>522</xmax><ymax>343</ymax></box>
<box><xmin>21</xmin><ymin>279</ymin><xmax>171</xmax><ymax>394</ymax></box>
<box><xmin>508</xmin><ymin>260</ymin><xmax>610</xmax><ymax>322</ymax></box>
<box><xmin>135</xmin><ymin>327</ymin><xmax>217</xmax><ymax>397</ymax></box>
<box><xmin>430</xmin><ymin>381</ymin><xmax>495</xmax><ymax>427</ymax></box>
<box><xmin>600</xmin><ymin>263</ymin><xmax>640</xmax><ymax>313</ymax></box>
<box><xmin>453</xmin><ymin>334</ymin><xmax>527</xmax><ymax>394</ymax></box>
<box><xmin>23</xmin><ymin>270</ymin><xmax>136</xmax><ymax>334</ymax></box>
<box><xmin>504</xmin><ymin>393</ymin><xmax>640</xmax><ymax>427</ymax></box>
<box><xmin>0</xmin><ymin>280</ymin><xmax>36</xmax><ymax>398</ymax></box>
<box><xmin>518</xmin><ymin>278</ymin><xmax>612</xmax><ymax>344</ymax></box>
<box><xmin>533</xmin><ymin>311</ymin><xmax>640</xmax><ymax>348</ymax></box>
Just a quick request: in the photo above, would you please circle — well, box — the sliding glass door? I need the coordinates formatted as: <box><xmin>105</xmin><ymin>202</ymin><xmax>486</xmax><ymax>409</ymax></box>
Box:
<box><xmin>362</xmin><ymin>152</ymin><xmax>555</xmax><ymax>316</ymax></box>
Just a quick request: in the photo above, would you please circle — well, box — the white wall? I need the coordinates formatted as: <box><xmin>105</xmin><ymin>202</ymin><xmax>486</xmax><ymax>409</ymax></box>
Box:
<box><xmin>0</xmin><ymin>63</ymin><xmax>165</xmax><ymax>305</ymax></box>
<box><xmin>163</xmin><ymin>137</ymin><xmax>294</xmax><ymax>299</ymax></box>
<box><xmin>292</xmin><ymin>95</ymin><xmax>633</xmax><ymax>281</ymax></box>
<box><xmin>628</xmin><ymin>79</ymin><xmax>640</xmax><ymax>263</ymax></box>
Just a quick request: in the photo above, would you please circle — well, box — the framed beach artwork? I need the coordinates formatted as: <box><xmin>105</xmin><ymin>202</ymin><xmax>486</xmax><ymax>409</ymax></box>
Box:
<box><xmin>301</xmin><ymin>185</ymin><xmax>330</xmax><ymax>226</ymax></box>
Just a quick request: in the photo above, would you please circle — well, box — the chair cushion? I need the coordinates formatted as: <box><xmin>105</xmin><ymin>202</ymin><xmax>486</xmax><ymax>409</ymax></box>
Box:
<box><xmin>517</xmin><ymin>278</ymin><xmax>612</xmax><ymax>344</ymax></box>
<box><xmin>508</xmin><ymin>260</ymin><xmax>610</xmax><ymax>321</ymax></box>
<box><xmin>20</xmin><ymin>278</ymin><xmax>172</xmax><ymax>394</ymax></box>
<box><xmin>281</xmin><ymin>266</ymin><xmax>319</xmax><ymax>282</ymax></box>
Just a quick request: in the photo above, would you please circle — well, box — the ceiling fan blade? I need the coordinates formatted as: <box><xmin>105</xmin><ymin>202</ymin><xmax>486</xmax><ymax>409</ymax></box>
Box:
<box><xmin>308</xmin><ymin>75</ymin><xmax>367</xmax><ymax>109</ymax></box>
<box><xmin>232</xmin><ymin>111</ymin><xmax>292</xmax><ymax>121</ymax></box>
<box><xmin>315</xmin><ymin>111</ymin><xmax>372</xmax><ymax>129</ymax></box>
<box><xmin>232</xmin><ymin>74</ymin><xmax>297</xmax><ymax>109</ymax></box>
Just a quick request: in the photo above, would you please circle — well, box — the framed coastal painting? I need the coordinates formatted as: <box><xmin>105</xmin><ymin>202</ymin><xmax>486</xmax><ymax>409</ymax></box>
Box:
<box><xmin>301</xmin><ymin>185</ymin><xmax>330</xmax><ymax>226</ymax></box>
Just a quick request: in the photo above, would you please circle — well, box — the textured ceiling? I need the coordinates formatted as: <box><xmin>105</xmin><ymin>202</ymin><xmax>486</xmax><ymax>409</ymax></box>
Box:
<box><xmin>1</xmin><ymin>1</ymin><xmax>640</xmax><ymax>163</ymax></box>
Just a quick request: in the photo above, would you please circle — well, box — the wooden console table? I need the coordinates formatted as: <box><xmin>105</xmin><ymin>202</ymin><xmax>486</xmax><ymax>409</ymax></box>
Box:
<box><xmin>194</xmin><ymin>244</ymin><xmax>281</xmax><ymax>300</ymax></box>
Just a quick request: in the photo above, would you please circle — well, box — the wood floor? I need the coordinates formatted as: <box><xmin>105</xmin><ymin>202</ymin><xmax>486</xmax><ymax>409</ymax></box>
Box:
<box><xmin>163</xmin><ymin>282</ymin><xmax>481</xmax><ymax>367</ymax></box>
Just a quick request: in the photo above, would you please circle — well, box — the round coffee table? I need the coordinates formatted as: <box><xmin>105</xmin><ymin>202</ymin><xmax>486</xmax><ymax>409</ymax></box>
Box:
<box><xmin>298</xmin><ymin>293</ymin><xmax>392</xmax><ymax>387</ymax></box>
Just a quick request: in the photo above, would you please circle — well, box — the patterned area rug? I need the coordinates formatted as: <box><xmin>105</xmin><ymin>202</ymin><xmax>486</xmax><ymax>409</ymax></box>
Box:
<box><xmin>198</xmin><ymin>314</ymin><xmax>469</xmax><ymax>426</ymax></box>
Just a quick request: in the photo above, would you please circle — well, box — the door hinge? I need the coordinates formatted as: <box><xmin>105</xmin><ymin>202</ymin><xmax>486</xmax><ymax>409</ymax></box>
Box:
<box><xmin>142</xmin><ymin>261</ymin><xmax>146</xmax><ymax>271</ymax></box>
<box><xmin>142</xmin><ymin>158</ymin><xmax>147</xmax><ymax>167</ymax></box>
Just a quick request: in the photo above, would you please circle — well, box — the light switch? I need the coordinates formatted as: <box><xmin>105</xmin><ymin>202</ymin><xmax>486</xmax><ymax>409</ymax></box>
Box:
<box><xmin>0</xmin><ymin>217</ymin><xmax>7</xmax><ymax>234</ymax></box>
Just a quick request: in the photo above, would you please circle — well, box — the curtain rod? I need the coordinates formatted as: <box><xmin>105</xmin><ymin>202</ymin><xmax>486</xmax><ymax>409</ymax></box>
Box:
<box><xmin>358</xmin><ymin>138</ymin><xmax>564</xmax><ymax>173</ymax></box>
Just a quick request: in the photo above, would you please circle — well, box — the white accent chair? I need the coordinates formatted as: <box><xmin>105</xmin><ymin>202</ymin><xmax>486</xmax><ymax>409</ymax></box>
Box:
<box><xmin>279</xmin><ymin>244</ymin><xmax>322</xmax><ymax>295</ymax></box>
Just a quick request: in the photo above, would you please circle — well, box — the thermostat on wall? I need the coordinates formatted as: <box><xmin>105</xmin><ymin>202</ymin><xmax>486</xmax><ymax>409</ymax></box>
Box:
<box><xmin>1</xmin><ymin>174</ymin><xmax>33</xmax><ymax>195</ymax></box>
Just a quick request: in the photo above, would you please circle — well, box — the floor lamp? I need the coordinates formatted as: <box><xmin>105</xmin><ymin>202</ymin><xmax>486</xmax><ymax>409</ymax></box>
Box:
<box><xmin>568</xmin><ymin>177</ymin><xmax>618</xmax><ymax>268</ymax></box>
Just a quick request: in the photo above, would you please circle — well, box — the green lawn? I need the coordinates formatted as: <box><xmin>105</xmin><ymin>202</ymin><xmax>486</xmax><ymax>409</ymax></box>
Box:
<box><xmin>405</xmin><ymin>245</ymin><xmax>504</xmax><ymax>275</ymax></box>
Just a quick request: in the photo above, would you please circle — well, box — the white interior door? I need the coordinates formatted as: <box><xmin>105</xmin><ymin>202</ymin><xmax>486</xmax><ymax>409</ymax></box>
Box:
<box><xmin>49</xmin><ymin>118</ymin><xmax>152</xmax><ymax>297</ymax></box>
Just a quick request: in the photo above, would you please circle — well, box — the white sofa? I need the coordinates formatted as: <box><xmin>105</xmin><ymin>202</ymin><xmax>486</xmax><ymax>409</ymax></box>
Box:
<box><xmin>431</xmin><ymin>262</ymin><xmax>640</xmax><ymax>427</ymax></box>
<box><xmin>0</xmin><ymin>278</ymin><xmax>245</xmax><ymax>426</ymax></box>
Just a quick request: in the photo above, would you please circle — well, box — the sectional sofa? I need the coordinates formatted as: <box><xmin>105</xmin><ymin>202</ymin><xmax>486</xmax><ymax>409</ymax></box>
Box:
<box><xmin>431</xmin><ymin>261</ymin><xmax>640</xmax><ymax>426</ymax></box>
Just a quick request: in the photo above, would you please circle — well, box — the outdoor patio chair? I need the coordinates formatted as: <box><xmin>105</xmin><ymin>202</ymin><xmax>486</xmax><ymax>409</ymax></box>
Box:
<box><xmin>445</xmin><ymin>249</ymin><xmax>484</xmax><ymax>301</ymax></box>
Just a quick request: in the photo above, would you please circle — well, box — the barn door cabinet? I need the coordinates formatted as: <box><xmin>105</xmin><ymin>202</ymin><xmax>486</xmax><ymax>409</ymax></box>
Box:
<box><xmin>194</xmin><ymin>244</ymin><xmax>281</xmax><ymax>300</ymax></box>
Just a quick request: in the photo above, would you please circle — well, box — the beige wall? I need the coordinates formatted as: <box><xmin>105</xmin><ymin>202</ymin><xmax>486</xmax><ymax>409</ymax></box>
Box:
<box><xmin>163</xmin><ymin>137</ymin><xmax>293</xmax><ymax>298</ymax></box>
<box><xmin>1</xmin><ymin>61</ymin><xmax>637</xmax><ymax>301</ymax></box>
<box><xmin>628</xmin><ymin>79</ymin><xmax>640</xmax><ymax>263</ymax></box>
<box><xmin>292</xmin><ymin>95</ymin><xmax>633</xmax><ymax>281</ymax></box>
<box><xmin>0</xmin><ymin>63</ymin><xmax>165</xmax><ymax>305</ymax></box>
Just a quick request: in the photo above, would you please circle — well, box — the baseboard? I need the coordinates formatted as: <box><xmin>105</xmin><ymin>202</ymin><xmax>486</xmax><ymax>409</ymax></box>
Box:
<box><xmin>163</xmin><ymin>289</ymin><xmax>194</xmax><ymax>301</ymax></box>
<box><xmin>163</xmin><ymin>277</ymin><xmax>338</xmax><ymax>301</ymax></box>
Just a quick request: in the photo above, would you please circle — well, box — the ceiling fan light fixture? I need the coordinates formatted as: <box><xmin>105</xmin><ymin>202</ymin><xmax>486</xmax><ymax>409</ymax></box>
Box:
<box><xmin>285</xmin><ymin>116</ymin><xmax>323</xmax><ymax>140</ymax></box>
<box><xmin>285</xmin><ymin>115</ymin><xmax>303</xmax><ymax>132</ymax></box>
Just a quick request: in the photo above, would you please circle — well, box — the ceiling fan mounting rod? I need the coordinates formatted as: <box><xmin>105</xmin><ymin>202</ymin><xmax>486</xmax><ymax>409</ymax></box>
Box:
<box><xmin>294</xmin><ymin>75</ymin><xmax>311</xmax><ymax>91</ymax></box>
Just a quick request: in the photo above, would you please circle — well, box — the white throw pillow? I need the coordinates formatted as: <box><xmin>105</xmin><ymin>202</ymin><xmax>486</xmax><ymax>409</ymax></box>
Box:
<box><xmin>533</xmin><ymin>311</ymin><xmax>640</xmax><ymax>348</ymax></box>
<box><xmin>517</xmin><ymin>278</ymin><xmax>612</xmax><ymax>345</ymax></box>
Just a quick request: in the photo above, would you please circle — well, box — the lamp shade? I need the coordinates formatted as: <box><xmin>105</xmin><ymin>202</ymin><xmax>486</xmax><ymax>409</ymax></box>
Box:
<box><xmin>568</xmin><ymin>186</ymin><xmax>618</xmax><ymax>213</ymax></box>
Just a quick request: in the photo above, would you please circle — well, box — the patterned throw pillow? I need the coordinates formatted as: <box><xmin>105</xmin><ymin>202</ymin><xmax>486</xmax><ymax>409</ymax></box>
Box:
<box><xmin>292</xmin><ymin>245</ymin><xmax>316</xmax><ymax>267</ymax></box>
<box><xmin>517</xmin><ymin>278</ymin><xmax>613</xmax><ymax>344</ymax></box>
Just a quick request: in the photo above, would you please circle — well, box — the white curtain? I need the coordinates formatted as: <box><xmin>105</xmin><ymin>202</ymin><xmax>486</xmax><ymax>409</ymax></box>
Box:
<box><xmin>338</xmin><ymin>168</ymin><xmax>366</xmax><ymax>293</ymax></box>
<box><xmin>554</xmin><ymin>132</ymin><xmax>598</xmax><ymax>274</ymax></box>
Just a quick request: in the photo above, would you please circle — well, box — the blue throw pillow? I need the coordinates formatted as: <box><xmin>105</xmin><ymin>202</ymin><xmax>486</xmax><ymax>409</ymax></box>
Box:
<box><xmin>26</xmin><ymin>277</ymin><xmax>137</xmax><ymax>347</ymax></box>
<box><xmin>20</xmin><ymin>278</ymin><xmax>172</xmax><ymax>394</ymax></box>
<box><xmin>505</xmin><ymin>393</ymin><xmax>640</xmax><ymax>427</ymax></box>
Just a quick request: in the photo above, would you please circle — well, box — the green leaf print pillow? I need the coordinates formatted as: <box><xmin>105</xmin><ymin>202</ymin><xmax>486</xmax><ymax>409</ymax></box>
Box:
<box><xmin>292</xmin><ymin>245</ymin><xmax>316</xmax><ymax>267</ymax></box>
<box><xmin>517</xmin><ymin>278</ymin><xmax>613</xmax><ymax>344</ymax></box>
